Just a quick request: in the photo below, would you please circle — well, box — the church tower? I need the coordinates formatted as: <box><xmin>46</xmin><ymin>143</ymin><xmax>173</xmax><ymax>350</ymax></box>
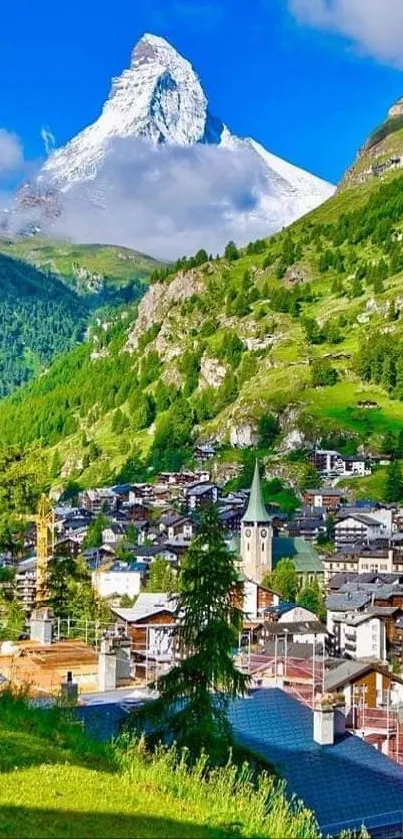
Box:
<box><xmin>240</xmin><ymin>461</ymin><xmax>273</xmax><ymax>583</ymax></box>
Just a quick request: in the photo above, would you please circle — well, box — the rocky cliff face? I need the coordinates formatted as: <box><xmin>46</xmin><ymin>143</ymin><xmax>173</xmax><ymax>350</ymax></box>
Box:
<box><xmin>341</xmin><ymin>96</ymin><xmax>403</xmax><ymax>189</ymax></box>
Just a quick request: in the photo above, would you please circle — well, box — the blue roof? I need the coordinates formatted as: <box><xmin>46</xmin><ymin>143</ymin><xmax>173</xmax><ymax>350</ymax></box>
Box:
<box><xmin>76</xmin><ymin>688</ymin><xmax>403</xmax><ymax>835</ymax></box>
<box><xmin>228</xmin><ymin>689</ymin><xmax>403</xmax><ymax>835</ymax></box>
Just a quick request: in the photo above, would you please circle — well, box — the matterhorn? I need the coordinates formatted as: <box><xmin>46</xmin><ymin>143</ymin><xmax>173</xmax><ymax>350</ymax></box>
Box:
<box><xmin>25</xmin><ymin>35</ymin><xmax>334</xmax><ymax>255</ymax></box>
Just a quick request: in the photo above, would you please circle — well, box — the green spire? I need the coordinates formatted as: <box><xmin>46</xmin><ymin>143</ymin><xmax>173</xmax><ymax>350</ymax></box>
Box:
<box><xmin>242</xmin><ymin>460</ymin><xmax>271</xmax><ymax>523</ymax></box>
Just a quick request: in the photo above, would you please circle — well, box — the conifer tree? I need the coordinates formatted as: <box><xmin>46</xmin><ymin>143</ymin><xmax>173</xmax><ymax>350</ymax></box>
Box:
<box><xmin>137</xmin><ymin>506</ymin><xmax>248</xmax><ymax>763</ymax></box>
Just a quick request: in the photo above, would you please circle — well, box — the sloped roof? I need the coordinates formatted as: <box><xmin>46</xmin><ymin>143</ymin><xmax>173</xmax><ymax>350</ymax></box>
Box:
<box><xmin>272</xmin><ymin>536</ymin><xmax>324</xmax><ymax>574</ymax></box>
<box><xmin>229</xmin><ymin>688</ymin><xmax>403</xmax><ymax>835</ymax></box>
<box><xmin>112</xmin><ymin>593</ymin><xmax>178</xmax><ymax>623</ymax></box>
<box><xmin>242</xmin><ymin>461</ymin><xmax>271</xmax><ymax>524</ymax></box>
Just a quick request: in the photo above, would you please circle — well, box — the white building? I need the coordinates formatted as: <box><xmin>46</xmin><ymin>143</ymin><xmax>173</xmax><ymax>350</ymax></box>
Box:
<box><xmin>332</xmin><ymin>612</ymin><xmax>386</xmax><ymax>661</ymax></box>
<box><xmin>92</xmin><ymin>562</ymin><xmax>144</xmax><ymax>600</ymax></box>
<box><xmin>335</xmin><ymin>515</ymin><xmax>384</xmax><ymax>546</ymax></box>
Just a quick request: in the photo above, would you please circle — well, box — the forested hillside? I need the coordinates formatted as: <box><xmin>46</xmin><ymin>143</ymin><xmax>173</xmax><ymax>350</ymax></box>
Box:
<box><xmin>0</xmin><ymin>239</ymin><xmax>162</xmax><ymax>300</ymax></box>
<box><xmin>3</xmin><ymin>171</ymin><xmax>403</xmax><ymax>495</ymax></box>
<box><xmin>0</xmin><ymin>254</ymin><xmax>89</xmax><ymax>395</ymax></box>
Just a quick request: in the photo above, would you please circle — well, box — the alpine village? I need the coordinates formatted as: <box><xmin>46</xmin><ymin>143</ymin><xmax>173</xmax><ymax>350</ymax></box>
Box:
<box><xmin>6</xmin><ymin>25</ymin><xmax>403</xmax><ymax>839</ymax></box>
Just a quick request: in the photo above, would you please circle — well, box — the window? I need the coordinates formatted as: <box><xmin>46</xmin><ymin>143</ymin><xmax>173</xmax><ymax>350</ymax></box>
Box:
<box><xmin>247</xmin><ymin>543</ymin><xmax>250</xmax><ymax>552</ymax></box>
<box><xmin>261</xmin><ymin>544</ymin><xmax>265</xmax><ymax>553</ymax></box>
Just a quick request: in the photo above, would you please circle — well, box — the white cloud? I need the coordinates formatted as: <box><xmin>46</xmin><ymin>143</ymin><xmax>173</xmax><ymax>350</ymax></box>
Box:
<box><xmin>41</xmin><ymin>127</ymin><xmax>56</xmax><ymax>156</ymax></box>
<box><xmin>288</xmin><ymin>0</ymin><xmax>403</xmax><ymax>67</ymax></box>
<box><xmin>44</xmin><ymin>138</ymin><xmax>274</xmax><ymax>259</ymax></box>
<box><xmin>0</xmin><ymin>130</ymin><xmax>24</xmax><ymax>176</ymax></box>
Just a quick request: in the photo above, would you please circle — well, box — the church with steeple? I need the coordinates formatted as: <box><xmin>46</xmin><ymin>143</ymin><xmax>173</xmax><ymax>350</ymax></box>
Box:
<box><xmin>240</xmin><ymin>461</ymin><xmax>273</xmax><ymax>583</ymax></box>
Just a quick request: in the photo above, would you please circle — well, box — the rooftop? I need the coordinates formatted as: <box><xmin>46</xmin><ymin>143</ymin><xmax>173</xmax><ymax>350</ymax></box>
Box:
<box><xmin>272</xmin><ymin>537</ymin><xmax>324</xmax><ymax>574</ymax></box>
<box><xmin>229</xmin><ymin>688</ymin><xmax>403</xmax><ymax>835</ymax></box>
<box><xmin>112</xmin><ymin>593</ymin><xmax>178</xmax><ymax>623</ymax></box>
<box><xmin>242</xmin><ymin>461</ymin><xmax>271</xmax><ymax>524</ymax></box>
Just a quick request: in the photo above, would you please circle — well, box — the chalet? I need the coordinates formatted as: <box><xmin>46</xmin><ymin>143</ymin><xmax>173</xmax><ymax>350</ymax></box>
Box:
<box><xmin>184</xmin><ymin>482</ymin><xmax>220</xmax><ymax>511</ymax></box>
<box><xmin>287</xmin><ymin>516</ymin><xmax>327</xmax><ymax>544</ymax></box>
<box><xmin>233</xmin><ymin>578</ymin><xmax>280</xmax><ymax>620</ymax></box>
<box><xmin>102</xmin><ymin>523</ymin><xmax>126</xmax><ymax>546</ymax></box>
<box><xmin>111</xmin><ymin>593</ymin><xmax>179</xmax><ymax>670</ymax></box>
<box><xmin>260</xmin><ymin>615</ymin><xmax>328</xmax><ymax>649</ymax></box>
<box><xmin>303</xmin><ymin>488</ymin><xmax>343</xmax><ymax>511</ymax></box>
<box><xmin>82</xmin><ymin>489</ymin><xmax>116</xmax><ymax>515</ymax></box>
<box><xmin>324</xmin><ymin>659</ymin><xmax>403</xmax><ymax>710</ymax></box>
<box><xmin>125</xmin><ymin>501</ymin><xmax>152</xmax><ymax>522</ymax></box>
<box><xmin>54</xmin><ymin>536</ymin><xmax>81</xmax><ymax>557</ymax></box>
<box><xmin>218</xmin><ymin>507</ymin><xmax>243</xmax><ymax>534</ymax></box>
<box><xmin>334</xmin><ymin>514</ymin><xmax>384</xmax><ymax>546</ymax></box>
<box><xmin>309</xmin><ymin>449</ymin><xmax>340</xmax><ymax>475</ymax></box>
<box><xmin>194</xmin><ymin>443</ymin><xmax>216</xmax><ymax>461</ymax></box>
<box><xmin>165</xmin><ymin>516</ymin><xmax>195</xmax><ymax>542</ymax></box>
<box><xmin>323</xmin><ymin>547</ymin><xmax>403</xmax><ymax>584</ymax></box>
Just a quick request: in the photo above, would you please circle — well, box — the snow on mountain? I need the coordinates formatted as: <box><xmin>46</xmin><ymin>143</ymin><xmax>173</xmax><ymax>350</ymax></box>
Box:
<box><xmin>39</xmin><ymin>34</ymin><xmax>225</xmax><ymax>191</ymax></box>
<box><xmin>29</xmin><ymin>34</ymin><xmax>334</xmax><ymax>254</ymax></box>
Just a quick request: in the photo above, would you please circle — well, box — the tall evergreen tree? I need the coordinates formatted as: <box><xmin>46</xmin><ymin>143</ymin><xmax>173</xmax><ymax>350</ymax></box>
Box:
<box><xmin>384</xmin><ymin>462</ymin><xmax>403</xmax><ymax>504</ymax></box>
<box><xmin>137</xmin><ymin>506</ymin><xmax>248</xmax><ymax>763</ymax></box>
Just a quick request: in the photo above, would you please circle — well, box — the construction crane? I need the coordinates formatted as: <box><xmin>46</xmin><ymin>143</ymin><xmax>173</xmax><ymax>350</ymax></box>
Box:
<box><xmin>20</xmin><ymin>495</ymin><xmax>55</xmax><ymax>607</ymax></box>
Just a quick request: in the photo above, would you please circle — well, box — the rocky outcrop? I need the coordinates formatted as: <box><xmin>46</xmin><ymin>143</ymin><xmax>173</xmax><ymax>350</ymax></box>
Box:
<box><xmin>229</xmin><ymin>423</ymin><xmax>258</xmax><ymax>448</ymax></box>
<box><xmin>126</xmin><ymin>269</ymin><xmax>206</xmax><ymax>352</ymax></box>
<box><xmin>200</xmin><ymin>355</ymin><xmax>227</xmax><ymax>389</ymax></box>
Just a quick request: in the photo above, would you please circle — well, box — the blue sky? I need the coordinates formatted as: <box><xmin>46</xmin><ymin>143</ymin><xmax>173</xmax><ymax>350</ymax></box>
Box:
<box><xmin>1</xmin><ymin>0</ymin><xmax>403</xmax><ymax>183</ymax></box>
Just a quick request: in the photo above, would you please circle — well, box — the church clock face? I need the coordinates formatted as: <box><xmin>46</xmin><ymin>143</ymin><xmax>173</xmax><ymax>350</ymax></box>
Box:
<box><xmin>245</xmin><ymin>528</ymin><xmax>251</xmax><ymax>537</ymax></box>
<box><xmin>261</xmin><ymin>529</ymin><xmax>268</xmax><ymax>538</ymax></box>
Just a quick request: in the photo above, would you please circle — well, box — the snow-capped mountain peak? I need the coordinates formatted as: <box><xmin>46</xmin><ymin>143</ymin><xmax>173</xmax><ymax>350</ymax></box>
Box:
<box><xmin>40</xmin><ymin>33</ymin><xmax>225</xmax><ymax>191</ymax></box>
<box><xmin>24</xmin><ymin>34</ymin><xmax>334</xmax><ymax>256</ymax></box>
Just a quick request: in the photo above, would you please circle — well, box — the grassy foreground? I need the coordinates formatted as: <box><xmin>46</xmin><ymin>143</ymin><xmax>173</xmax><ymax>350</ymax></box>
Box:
<box><xmin>0</xmin><ymin>691</ymin><xmax>318</xmax><ymax>839</ymax></box>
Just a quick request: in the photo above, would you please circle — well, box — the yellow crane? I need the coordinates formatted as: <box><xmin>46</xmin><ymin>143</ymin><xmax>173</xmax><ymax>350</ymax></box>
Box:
<box><xmin>20</xmin><ymin>495</ymin><xmax>55</xmax><ymax>607</ymax></box>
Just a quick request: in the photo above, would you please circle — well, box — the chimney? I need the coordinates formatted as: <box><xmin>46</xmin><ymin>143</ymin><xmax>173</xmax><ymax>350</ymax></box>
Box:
<box><xmin>313</xmin><ymin>697</ymin><xmax>335</xmax><ymax>746</ymax></box>
<box><xmin>29</xmin><ymin>607</ymin><xmax>53</xmax><ymax>645</ymax></box>
<box><xmin>98</xmin><ymin>636</ymin><xmax>117</xmax><ymax>692</ymax></box>
<box><xmin>60</xmin><ymin>670</ymin><xmax>78</xmax><ymax>706</ymax></box>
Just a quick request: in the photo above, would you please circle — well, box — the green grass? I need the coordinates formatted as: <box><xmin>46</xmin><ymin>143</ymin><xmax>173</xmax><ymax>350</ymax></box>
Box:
<box><xmin>339</xmin><ymin>466</ymin><xmax>389</xmax><ymax>502</ymax></box>
<box><xmin>0</xmin><ymin>240</ymin><xmax>162</xmax><ymax>292</ymax></box>
<box><xmin>0</xmin><ymin>691</ymin><xmax>319</xmax><ymax>839</ymax></box>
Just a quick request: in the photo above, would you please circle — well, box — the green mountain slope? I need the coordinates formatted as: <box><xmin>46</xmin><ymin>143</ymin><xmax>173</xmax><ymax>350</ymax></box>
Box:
<box><xmin>0</xmin><ymin>238</ymin><xmax>162</xmax><ymax>299</ymax></box>
<box><xmin>4</xmin><ymin>170</ymin><xmax>403</xmax><ymax>492</ymax></box>
<box><xmin>0</xmin><ymin>253</ymin><xmax>89</xmax><ymax>396</ymax></box>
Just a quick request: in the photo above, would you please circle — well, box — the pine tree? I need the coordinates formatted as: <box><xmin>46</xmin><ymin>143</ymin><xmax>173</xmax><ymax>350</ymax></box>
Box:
<box><xmin>384</xmin><ymin>462</ymin><xmax>403</xmax><ymax>504</ymax></box>
<box><xmin>137</xmin><ymin>506</ymin><xmax>248</xmax><ymax>763</ymax></box>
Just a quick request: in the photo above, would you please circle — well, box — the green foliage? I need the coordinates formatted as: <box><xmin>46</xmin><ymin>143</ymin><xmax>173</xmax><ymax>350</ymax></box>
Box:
<box><xmin>83</xmin><ymin>513</ymin><xmax>111</xmax><ymax>549</ymax></box>
<box><xmin>0</xmin><ymin>254</ymin><xmax>88</xmax><ymax>396</ymax></box>
<box><xmin>214</xmin><ymin>330</ymin><xmax>244</xmax><ymax>369</ymax></box>
<box><xmin>258</xmin><ymin>413</ymin><xmax>280</xmax><ymax>448</ymax></box>
<box><xmin>137</xmin><ymin>506</ymin><xmax>248</xmax><ymax>764</ymax></box>
<box><xmin>148</xmin><ymin>399</ymin><xmax>194</xmax><ymax>472</ymax></box>
<box><xmin>224</xmin><ymin>240</ymin><xmax>240</xmax><ymax>261</ymax></box>
<box><xmin>297</xmin><ymin>579</ymin><xmax>325</xmax><ymax>621</ymax></box>
<box><xmin>311</xmin><ymin>358</ymin><xmax>338</xmax><ymax>387</ymax></box>
<box><xmin>131</xmin><ymin>393</ymin><xmax>156</xmax><ymax>430</ymax></box>
<box><xmin>146</xmin><ymin>557</ymin><xmax>176</xmax><ymax>593</ymax></box>
<box><xmin>263</xmin><ymin>559</ymin><xmax>298</xmax><ymax>602</ymax></box>
<box><xmin>384</xmin><ymin>461</ymin><xmax>403</xmax><ymax>503</ymax></box>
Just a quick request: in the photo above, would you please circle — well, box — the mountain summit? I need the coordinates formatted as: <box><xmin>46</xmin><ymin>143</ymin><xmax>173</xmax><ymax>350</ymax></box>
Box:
<box><xmin>27</xmin><ymin>35</ymin><xmax>334</xmax><ymax>255</ymax></box>
<box><xmin>40</xmin><ymin>34</ymin><xmax>226</xmax><ymax>190</ymax></box>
